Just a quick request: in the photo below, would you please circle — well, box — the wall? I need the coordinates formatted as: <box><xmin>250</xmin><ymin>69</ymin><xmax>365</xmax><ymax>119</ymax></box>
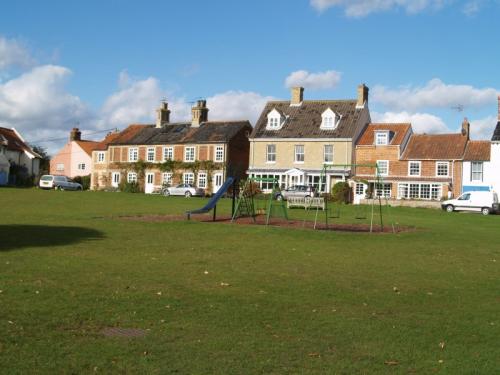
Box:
<box><xmin>69</xmin><ymin>143</ymin><xmax>93</xmax><ymax>178</ymax></box>
<box><xmin>50</xmin><ymin>143</ymin><xmax>72</xmax><ymax>175</ymax></box>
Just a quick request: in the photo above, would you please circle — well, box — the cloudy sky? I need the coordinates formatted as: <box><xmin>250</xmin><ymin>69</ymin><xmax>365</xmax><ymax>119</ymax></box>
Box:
<box><xmin>1</xmin><ymin>0</ymin><xmax>499</xmax><ymax>154</ymax></box>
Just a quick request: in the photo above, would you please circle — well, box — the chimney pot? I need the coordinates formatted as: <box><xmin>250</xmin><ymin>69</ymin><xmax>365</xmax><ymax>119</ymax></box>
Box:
<box><xmin>357</xmin><ymin>84</ymin><xmax>369</xmax><ymax>108</ymax></box>
<box><xmin>70</xmin><ymin>128</ymin><xmax>81</xmax><ymax>141</ymax></box>
<box><xmin>290</xmin><ymin>87</ymin><xmax>304</xmax><ymax>105</ymax></box>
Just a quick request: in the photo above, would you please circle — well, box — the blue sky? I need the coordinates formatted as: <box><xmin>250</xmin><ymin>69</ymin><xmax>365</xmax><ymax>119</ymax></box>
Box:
<box><xmin>1</xmin><ymin>0</ymin><xmax>499</xmax><ymax>153</ymax></box>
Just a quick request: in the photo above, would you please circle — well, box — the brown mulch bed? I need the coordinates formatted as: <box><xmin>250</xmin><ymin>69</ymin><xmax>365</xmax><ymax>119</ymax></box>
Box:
<box><xmin>118</xmin><ymin>214</ymin><xmax>414</xmax><ymax>234</ymax></box>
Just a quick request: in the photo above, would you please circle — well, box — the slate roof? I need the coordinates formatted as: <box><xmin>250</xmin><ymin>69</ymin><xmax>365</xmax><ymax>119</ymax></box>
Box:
<box><xmin>112</xmin><ymin>121</ymin><xmax>251</xmax><ymax>145</ymax></box>
<box><xmin>401</xmin><ymin>133</ymin><xmax>468</xmax><ymax>160</ymax></box>
<box><xmin>0</xmin><ymin>127</ymin><xmax>40</xmax><ymax>157</ymax></box>
<box><xmin>492</xmin><ymin>121</ymin><xmax>500</xmax><ymax>141</ymax></box>
<box><xmin>463</xmin><ymin>140</ymin><xmax>491</xmax><ymax>161</ymax></box>
<box><xmin>357</xmin><ymin>123</ymin><xmax>412</xmax><ymax>146</ymax></box>
<box><xmin>251</xmin><ymin>100</ymin><xmax>366</xmax><ymax>139</ymax></box>
<box><xmin>74</xmin><ymin>140</ymin><xmax>99</xmax><ymax>156</ymax></box>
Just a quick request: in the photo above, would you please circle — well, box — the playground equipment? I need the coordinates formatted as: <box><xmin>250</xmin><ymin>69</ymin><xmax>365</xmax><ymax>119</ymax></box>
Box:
<box><xmin>304</xmin><ymin>163</ymin><xmax>396</xmax><ymax>233</ymax></box>
<box><xmin>231</xmin><ymin>177</ymin><xmax>288</xmax><ymax>225</ymax></box>
<box><xmin>186</xmin><ymin>177</ymin><xmax>236</xmax><ymax>221</ymax></box>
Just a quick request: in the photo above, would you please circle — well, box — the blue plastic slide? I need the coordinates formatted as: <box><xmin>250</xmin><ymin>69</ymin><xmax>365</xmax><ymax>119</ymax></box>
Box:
<box><xmin>186</xmin><ymin>177</ymin><xmax>235</xmax><ymax>220</ymax></box>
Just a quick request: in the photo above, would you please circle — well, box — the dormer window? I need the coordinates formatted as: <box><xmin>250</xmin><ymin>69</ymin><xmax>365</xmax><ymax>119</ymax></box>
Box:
<box><xmin>375</xmin><ymin>131</ymin><xmax>389</xmax><ymax>146</ymax></box>
<box><xmin>320</xmin><ymin>108</ymin><xmax>339</xmax><ymax>129</ymax></box>
<box><xmin>266</xmin><ymin>108</ymin><xmax>283</xmax><ymax>130</ymax></box>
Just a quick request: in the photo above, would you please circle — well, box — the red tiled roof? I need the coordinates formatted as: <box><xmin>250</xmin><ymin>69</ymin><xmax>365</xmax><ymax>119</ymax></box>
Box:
<box><xmin>75</xmin><ymin>140</ymin><xmax>99</xmax><ymax>156</ymax></box>
<box><xmin>94</xmin><ymin>125</ymin><xmax>150</xmax><ymax>150</ymax></box>
<box><xmin>357</xmin><ymin>123</ymin><xmax>412</xmax><ymax>146</ymax></box>
<box><xmin>463</xmin><ymin>140</ymin><xmax>491</xmax><ymax>161</ymax></box>
<box><xmin>0</xmin><ymin>127</ymin><xmax>39</xmax><ymax>157</ymax></box>
<box><xmin>401</xmin><ymin>133</ymin><xmax>468</xmax><ymax>160</ymax></box>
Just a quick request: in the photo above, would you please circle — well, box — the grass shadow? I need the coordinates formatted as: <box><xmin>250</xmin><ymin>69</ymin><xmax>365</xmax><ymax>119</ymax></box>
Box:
<box><xmin>0</xmin><ymin>225</ymin><xmax>104</xmax><ymax>252</ymax></box>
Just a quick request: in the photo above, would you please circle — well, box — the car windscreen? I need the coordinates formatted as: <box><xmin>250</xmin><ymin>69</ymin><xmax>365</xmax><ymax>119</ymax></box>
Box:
<box><xmin>40</xmin><ymin>175</ymin><xmax>53</xmax><ymax>181</ymax></box>
<box><xmin>54</xmin><ymin>176</ymin><xmax>66</xmax><ymax>182</ymax></box>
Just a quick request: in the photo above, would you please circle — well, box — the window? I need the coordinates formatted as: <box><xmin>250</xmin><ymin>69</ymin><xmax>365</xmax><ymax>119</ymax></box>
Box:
<box><xmin>324</xmin><ymin>145</ymin><xmax>334</xmax><ymax>163</ymax></box>
<box><xmin>398</xmin><ymin>183</ymin><xmax>442</xmax><ymax>200</ymax></box>
<box><xmin>436</xmin><ymin>162</ymin><xmax>449</xmax><ymax>177</ymax></box>
<box><xmin>215</xmin><ymin>146</ymin><xmax>224</xmax><ymax>162</ymax></box>
<box><xmin>77</xmin><ymin>163</ymin><xmax>86</xmax><ymax>170</ymax></box>
<box><xmin>184</xmin><ymin>146</ymin><xmax>195</xmax><ymax>162</ymax></box>
<box><xmin>321</xmin><ymin>108</ymin><xmax>338</xmax><ymax>129</ymax></box>
<box><xmin>374</xmin><ymin>183</ymin><xmax>391</xmax><ymax>198</ymax></box>
<box><xmin>128</xmin><ymin>147</ymin><xmax>138</xmax><ymax>162</ymax></box>
<box><xmin>376</xmin><ymin>160</ymin><xmax>389</xmax><ymax>176</ymax></box>
<box><xmin>266</xmin><ymin>144</ymin><xmax>276</xmax><ymax>163</ymax></box>
<box><xmin>375</xmin><ymin>132</ymin><xmax>389</xmax><ymax>145</ymax></box>
<box><xmin>56</xmin><ymin>163</ymin><xmax>64</xmax><ymax>171</ymax></box>
<box><xmin>408</xmin><ymin>161</ymin><xmax>421</xmax><ymax>176</ymax></box>
<box><xmin>198</xmin><ymin>172</ymin><xmax>207</xmax><ymax>188</ymax></box>
<box><xmin>183</xmin><ymin>172</ymin><xmax>194</xmax><ymax>185</ymax></box>
<box><xmin>471</xmin><ymin>162</ymin><xmax>483</xmax><ymax>181</ymax></box>
<box><xmin>163</xmin><ymin>147</ymin><xmax>173</xmax><ymax>161</ymax></box>
<box><xmin>355</xmin><ymin>183</ymin><xmax>365</xmax><ymax>195</ymax></box>
<box><xmin>147</xmin><ymin>147</ymin><xmax>155</xmax><ymax>162</ymax></box>
<box><xmin>307</xmin><ymin>175</ymin><xmax>327</xmax><ymax>192</ymax></box>
<box><xmin>97</xmin><ymin>152</ymin><xmax>105</xmax><ymax>163</ymax></box>
<box><xmin>266</xmin><ymin>109</ymin><xmax>282</xmax><ymax>130</ymax></box>
<box><xmin>294</xmin><ymin>145</ymin><xmax>304</xmax><ymax>163</ymax></box>
<box><xmin>127</xmin><ymin>172</ymin><xmax>137</xmax><ymax>183</ymax></box>
<box><xmin>162</xmin><ymin>172</ymin><xmax>172</xmax><ymax>186</ymax></box>
<box><xmin>252</xmin><ymin>174</ymin><xmax>281</xmax><ymax>191</ymax></box>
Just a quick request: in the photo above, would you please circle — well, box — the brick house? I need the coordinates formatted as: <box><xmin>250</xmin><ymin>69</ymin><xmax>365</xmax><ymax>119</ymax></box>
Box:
<box><xmin>248</xmin><ymin>85</ymin><xmax>371</xmax><ymax>192</ymax></box>
<box><xmin>355</xmin><ymin>119</ymin><xmax>471</xmax><ymax>202</ymax></box>
<box><xmin>90</xmin><ymin>100</ymin><xmax>252</xmax><ymax>193</ymax></box>
<box><xmin>49</xmin><ymin>128</ymin><xmax>99</xmax><ymax>177</ymax></box>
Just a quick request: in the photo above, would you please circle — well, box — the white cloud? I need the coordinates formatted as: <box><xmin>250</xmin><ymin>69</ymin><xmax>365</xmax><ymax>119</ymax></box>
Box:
<box><xmin>462</xmin><ymin>0</ymin><xmax>483</xmax><ymax>15</ymax></box>
<box><xmin>372</xmin><ymin>79</ymin><xmax>498</xmax><ymax>111</ymax></box>
<box><xmin>0</xmin><ymin>36</ymin><xmax>35</xmax><ymax>70</ymax></box>
<box><xmin>285</xmin><ymin>70</ymin><xmax>341</xmax><ymax>90</ymax></box>
<box><xmin>310</xmin><ymin>0</ymin><xmax>447</xmax><ymax>17</ymax></box>
<box><xmin>469</xmin><ymin>115</ymin><xmax>497</xmax><ymax>140</ymax></box>
<box><xmin>371</xmin><ymin>111</ymin><xmax>450</xmax><ymax>134</ymax></box>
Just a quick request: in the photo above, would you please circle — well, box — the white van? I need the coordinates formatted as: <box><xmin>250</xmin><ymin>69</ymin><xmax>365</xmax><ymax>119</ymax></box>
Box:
<box><xmin>442</xmin><ymin>191</ymin><xmax>499</xmax><ymax>215</ymax></box>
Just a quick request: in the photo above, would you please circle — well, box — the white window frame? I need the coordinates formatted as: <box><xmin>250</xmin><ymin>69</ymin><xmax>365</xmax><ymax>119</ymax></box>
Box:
<box><xmin>323</xmin><ymin>145</ymin><xmax>334</xmax><ymax>164</ymax></box>
<box><xmin>294</xmin><ymin>145</ymin><xmax>304</xmax><ymax>163</ymax></box>
<box><xmin>197</xmin><ymin>172</ymin><xmax>207</xmax><ymax>188</ymax></box>
<box><xmin>471</xmin><ymin>162</ymin><xmax>483</xmax><ymax>182</ymax></box>
<box><xmin>355</xmin><ymin>183</ymin><xmax>365</xmax><ymax>195</ymax></box>
<box><xmin>146</xmin><ymin>147</ymin><xmax>155</xmax><ymax>162</ymax></box>
<box><xmin>398</xmin><ymin>182</ymin><xmax>442</xmax><ymax>200</ymax></box>
<box><xmin>376</xmin><ymin>160</ymin><xmax>389</xmax><ymax>176</ymax></box>
<box><xmin>163</xmin><ymin>147</ymin><xmax>173</xmax><ymax>161</ymax></box>
<box><xmin>128</xmin><ymin>147</ymin><xmax>138</xmax><ymax>162</ymax></box>
<box><xmin>215</xmin><ymin>146</ymin><xmax>224</xmax><ymax>162</ymax></box>
<box><xmin>184</xmin><ymin>146</ymin><xmax>195</xmax><ymax>162</ymax></box>
<box><xmin>436</xmin><ymin>161</ymin><xmax>449</xmax><ymax>177</ymax></box>
<box><xmin>77</xmin><ymin>163</ymin><xmax>86</xmax><ymax>170</ymax></box>
<box><xmin>375</xmin><ymin>131</ymin><xmax>389</xmax><ymax>146</ymax></box>
<box><xmin>97</xmin><ymin>152</ymin><xmax>105</xmax><ymax>163</ymax></box>
<box><xmin>266</xmin><ymin>108</ymin><xmax>283</xmax><ymax>130</ymax></box>
<box><xmin>408</xmin><ymin>161</ymin><xmax>421</xmax><ymax>177</ymax></box>
<box><xmin>320</xmin><ymin>108</ymin><xmax>338</xmax><ymax>130</ymax></box>
<box><xmin>127</xmin><ymin>172</ymin><xmax>137</xmax><ymax>183</ymax></box>
<box><xmin>266</xmin><ymin>144</ymin><xmax>276</xmax><ymax>163</ymax></box>
<box><xmin>374</xmin><ymin>183</ymin><xmax>392</xmax><ymax>198</ymax></box>
<box><xmin>183</xmin><ymin>172</ymin><xmax>194</xmax><ymax>185</ymax></box>
<box><xmin>56</xmin><ymin>163</ymin><xmax>64</xmax><ymax>171</ymax></box>
<box><xmin>162</xmin><ymin>172</ymin><xmax>172</xmax><ymax>186</ymax></box>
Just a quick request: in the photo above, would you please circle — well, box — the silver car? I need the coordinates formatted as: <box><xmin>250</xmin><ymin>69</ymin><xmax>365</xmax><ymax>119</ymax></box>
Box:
<box><xmin>163</xmin><ymin>183</ymin><xmax>204</xmax><ymax>197</ymax></box>
<box><xmin>39</xmin><ymin>175</ymin><xmax>83</xmax><ymax>191</ymax></box>
<box><xmin>275</xmin><ymin>185</ymin><xmax>317</xmax><ymax>201</ymax></box>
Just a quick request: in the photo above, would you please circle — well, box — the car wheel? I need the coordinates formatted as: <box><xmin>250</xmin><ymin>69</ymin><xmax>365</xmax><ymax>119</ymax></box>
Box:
<box><xmin>185</xmin><ymin>191</ymin><xmax>192</xmax><ymax>198</ymax></box>
<box><xmin>163</xmin><ymin>189</ymin><xmax>170</xmax><ymax>196</ymax></box>
<box><xmin>446</xmin><ymin>205</ymin><xmax>454</xmax><ymax>213</ymax></box>
<box><xmin>276</xmin><ymin>194</ymin><xmax>283</xmax><ymax>201</ymax></box>
<box><xmin>481</xmin><ymin>207</ymin><xmax>490</xmax><ymax>216</ymax></box>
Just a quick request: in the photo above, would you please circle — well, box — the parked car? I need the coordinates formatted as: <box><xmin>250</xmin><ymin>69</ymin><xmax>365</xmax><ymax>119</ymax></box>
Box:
<box><xmin>275</xmin><ymin>185</ymin><xmax>317</xmax><ymax>201</ymax></box>
<box><xmin>39</xmin><ymin>175</ymin><xmax>83</xmax><ymax>191</ymax></box>
<box><xmin>442</xmin><ymin>191</ymin><xmax>499</xmax><ymax>215</ymax></box>
<box><xmin>163</xmin><ymin>183</ymin><xmax>204</xmax><ymax>197</ymax></box>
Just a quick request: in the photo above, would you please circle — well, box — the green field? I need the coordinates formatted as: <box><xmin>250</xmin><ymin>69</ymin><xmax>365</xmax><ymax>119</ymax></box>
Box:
<box><xmin>0</xmin><ymin>188</ymin><xmax>499</xmax><ymax>374</ymax></box>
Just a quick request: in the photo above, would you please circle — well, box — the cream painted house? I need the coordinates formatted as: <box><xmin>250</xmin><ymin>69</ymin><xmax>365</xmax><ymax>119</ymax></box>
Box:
<box><xmin>248</xmin><ymin>85</ymin><xmax>371</xmax><ymax>192</ymax></box>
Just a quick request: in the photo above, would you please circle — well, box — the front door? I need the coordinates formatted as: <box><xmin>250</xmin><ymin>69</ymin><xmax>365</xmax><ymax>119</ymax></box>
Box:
<box><xmin>213</xmin><ymin>173</ymin><xmax>223</xmax><ymax>194</ymax></box>
<box><xmin>111</xmin><ymin>172</ymin><xmax>120</xmax><ymax>188</ymax></box>
<box><xmin>145</xmin><ymin>172</ymin><xmax>155</xmax><ymax>194</ymax></box>
<box><xmin>353</xmin><ymin>183</ymin><xmax>366</xmax><ymax>205</ymax></box>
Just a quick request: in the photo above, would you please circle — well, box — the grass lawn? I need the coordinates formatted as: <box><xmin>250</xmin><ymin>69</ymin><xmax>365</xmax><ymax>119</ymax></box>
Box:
<box><xmin>0</xmin><ymin>188</ymin><xmax>499</xmax><ymax>374</ymax></box>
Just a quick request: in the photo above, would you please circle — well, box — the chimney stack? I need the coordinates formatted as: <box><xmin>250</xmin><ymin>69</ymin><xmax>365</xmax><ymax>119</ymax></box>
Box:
<box><xmin>191</xmin><ymin>100</ymin><xmax>208</xmax><ymax>127</ymax></box>
<box><xmin>461</xmin><ymin>117</ymin><xmax>470</xmax><ymax>140</ymax></box>
<box><xmin>70</xmin><ymin>128</ymin><xmax>81</xmax><ymax>142</ymax></box>
<box><xmin>156</xmin><ymin>101</ymin><xmax>171</xmax><ymax>128</ymax></box>
<box><xmin>290</xmin><ymin>87</ymin><xmax>304</xmax><ymax>105</ymax></box>
<box><xmin>357</xmin><ymin>84</ymin><xmax>369</xmax><ymax>108</ymax></box>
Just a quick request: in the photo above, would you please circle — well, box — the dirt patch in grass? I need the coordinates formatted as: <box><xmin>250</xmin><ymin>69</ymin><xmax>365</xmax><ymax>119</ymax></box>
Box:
<box><xmin>118</xmin><ymin>214</ymin><xmax>415</xmax><ymax>234</ymax></box>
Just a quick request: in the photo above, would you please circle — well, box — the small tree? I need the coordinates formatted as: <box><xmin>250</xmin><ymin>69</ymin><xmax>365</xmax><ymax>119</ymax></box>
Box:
<box><xmin>331</xmin><ymin>181</ymin><xmax>351</xmax><ymax>204</ymax></box>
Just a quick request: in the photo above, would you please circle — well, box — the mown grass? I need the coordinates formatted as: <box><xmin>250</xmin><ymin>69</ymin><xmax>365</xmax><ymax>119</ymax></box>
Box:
<box><xmin>0</xmin><ymin>188</ymin><xmax>499</xmax><ymax>374</ymax></box>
